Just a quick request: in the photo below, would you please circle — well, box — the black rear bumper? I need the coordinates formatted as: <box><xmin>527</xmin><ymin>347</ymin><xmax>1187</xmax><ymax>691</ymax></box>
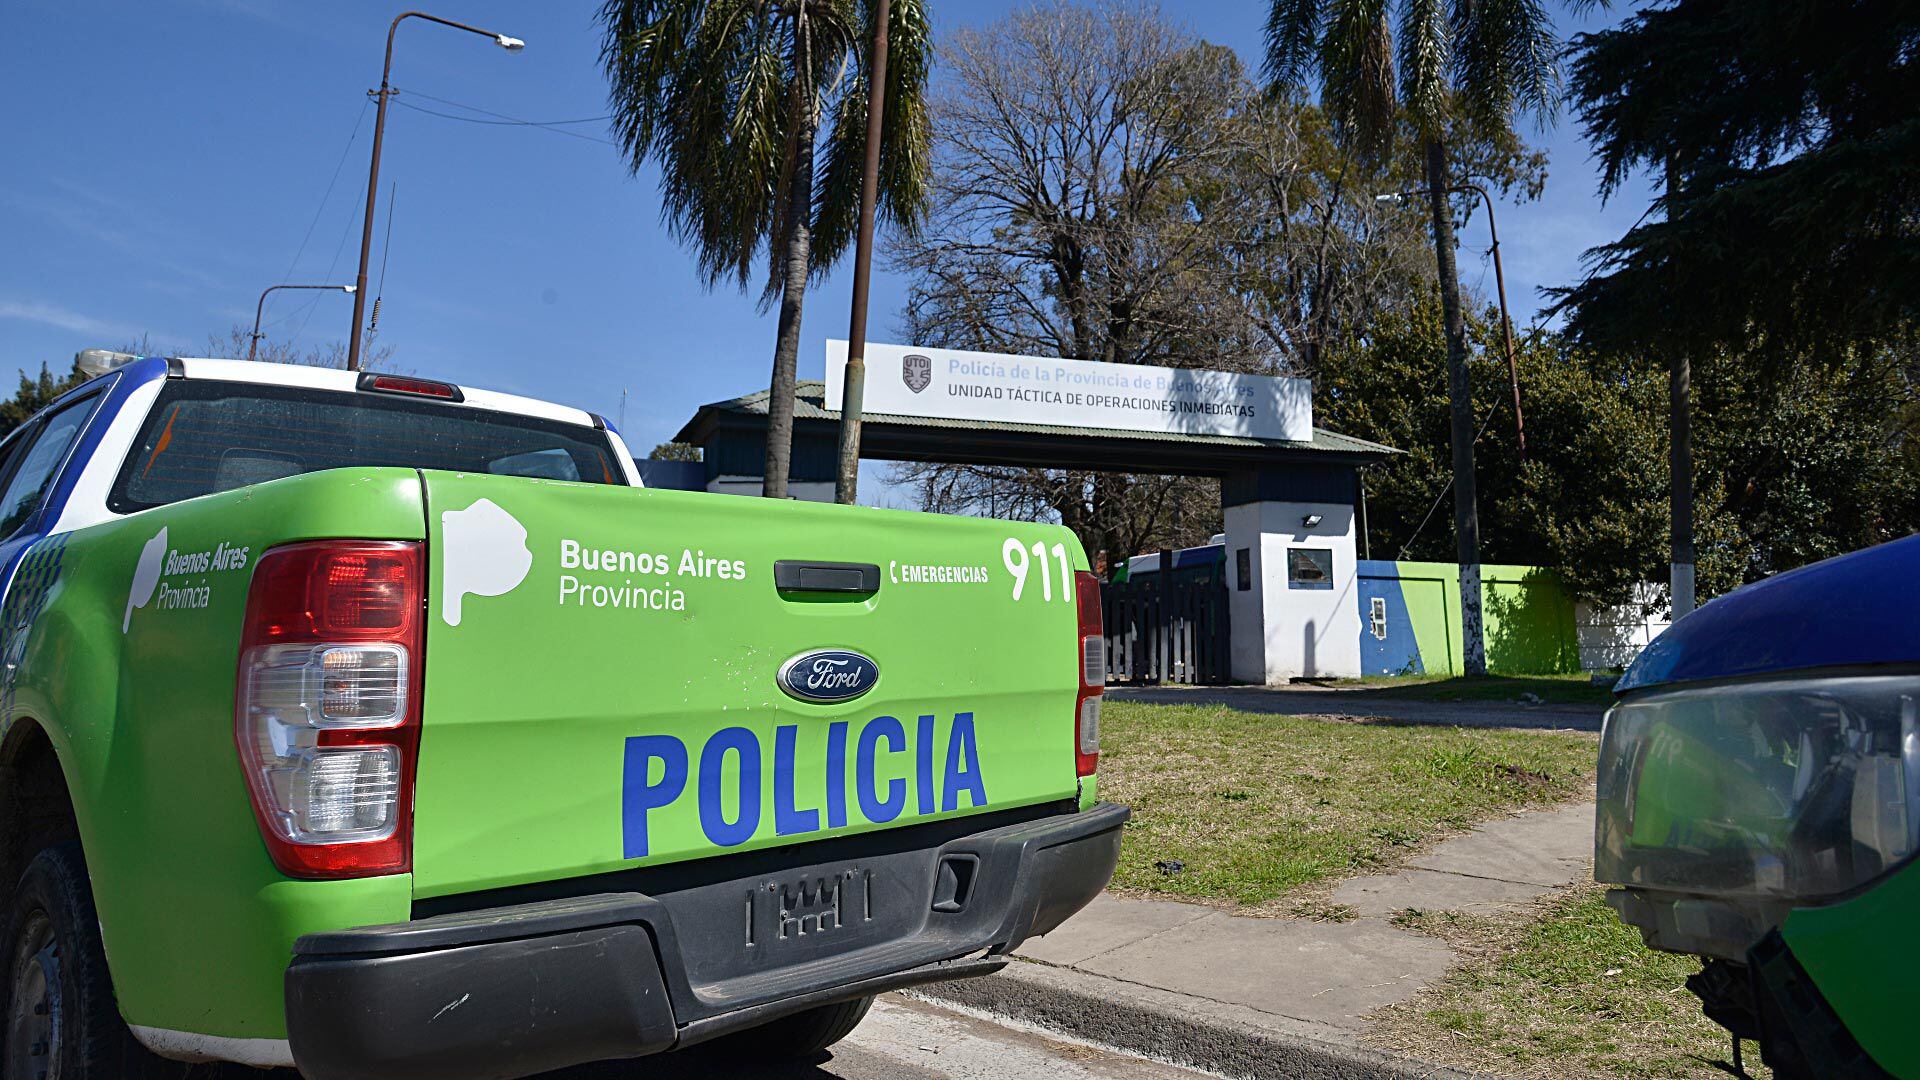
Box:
<box><xmin>284</xmin><ymin>801</ymin><xmax>1128</xmax><ymax>1080</ymax></box>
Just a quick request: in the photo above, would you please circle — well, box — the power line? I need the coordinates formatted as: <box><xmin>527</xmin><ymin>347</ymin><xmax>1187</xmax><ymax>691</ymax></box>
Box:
<box><xmin>399</xmin><ymin>89</ymin><xmax>611</xmax><ymax>127</ymax></box>
<box><xmin>1394</xmin><ymin>401</ymin><xmax>1502</xmax><ymax>562</ymax></box>
<box><xmin>397</xmin><ymin>84</ymin><xmax>611</xmax><ymax>127</ymax></box>
<box><xmin>269</xmin><ymin>85</ymin><xmax>609</xmax><ymax>354</ymax></box>
<box><xmin>389</xmin><ymin>98</ymin><xmax>613</xmax><ymax>145</ymax></box>
<box><xmin>1394</xmin><ymin>323</ymin><xmax>1552</xmax><ymax>560</ymax></box>
<box><xmin>275</xmin><ymin>99</ymin><xmax>372</xmax><ymax>292</ymax></box>
<box><xmin>388</xmin><ymin>86</ymin><xmax>615</xmax><ymax>146</ymax></box>
<box><xmin>260</xmin><ymin>100</ymin><xmax>371</xmax><ymax>338</ymax></box>
<box><xmin>287</xmin><ymin>177</ymin><xmax>368</xmax><ymax>349</ymax></box>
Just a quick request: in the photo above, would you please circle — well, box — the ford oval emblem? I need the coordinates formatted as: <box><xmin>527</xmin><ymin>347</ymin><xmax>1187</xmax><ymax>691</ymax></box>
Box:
<box><xmin>778</xmin><ymin>649</ymin><xmax>879</xmax><ymax>704</ymax></box>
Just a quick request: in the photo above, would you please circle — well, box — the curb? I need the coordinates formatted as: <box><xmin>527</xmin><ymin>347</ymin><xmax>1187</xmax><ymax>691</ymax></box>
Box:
<box><xmin>905</xmin><ymin>959</ymin><xmax>1475</xmax><ymax>1080</ymax></box>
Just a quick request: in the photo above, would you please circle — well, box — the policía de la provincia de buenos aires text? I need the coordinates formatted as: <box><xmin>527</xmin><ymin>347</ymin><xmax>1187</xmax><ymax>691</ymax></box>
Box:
<box><xmin>942</xmin><ymin>358</ymin><xmax>1259</xmax><ymax>418</ymax></box>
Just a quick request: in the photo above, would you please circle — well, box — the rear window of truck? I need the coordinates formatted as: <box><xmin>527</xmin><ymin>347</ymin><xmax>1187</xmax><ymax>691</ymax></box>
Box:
<box><xmin>108</xmin><ymin>379</ymin><xmax>623</xmax><ymax>512</ymax></box>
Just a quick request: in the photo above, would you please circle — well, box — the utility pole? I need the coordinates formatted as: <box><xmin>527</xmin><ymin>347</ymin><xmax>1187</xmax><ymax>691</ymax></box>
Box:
<box><xmin>1473</xmin><ymin>185</ymin><xmax>1525</xmax><ymax>463</ymax></box>
<box><xmin>833</xmin><ymin>0</ymin><xmax>892</xmax><ymax>504</ymax></box>
<box><xmin>1666</xmin><ymin>162</ymin><xmax>1695</xmax><ymax>618</ymax></box>
<box><xmin>1671</xmin><ymin>346</ymin><xmax>1694</xmax><ymax>617</ymax></box>
<box><xmin>347</xmin><ymin>11</ymin><xmax>523</xmax><ymax>371</ymax></box>
<box><xmin>1376</xmin><ymin>184</ymin><xmax>1526</xmax><ymax>462</ymax></box>
<box><xmin>1420</xmin><ymin>147</ymin><xmax>1486</xmax><ymax>678</ymax></box>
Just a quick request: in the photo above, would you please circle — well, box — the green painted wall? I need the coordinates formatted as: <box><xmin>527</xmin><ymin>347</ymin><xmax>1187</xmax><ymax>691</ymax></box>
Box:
<box><xmin>1376</xmin><ymin>562</ymin><xmax>1583</xmax><ymax>676</ymax></box>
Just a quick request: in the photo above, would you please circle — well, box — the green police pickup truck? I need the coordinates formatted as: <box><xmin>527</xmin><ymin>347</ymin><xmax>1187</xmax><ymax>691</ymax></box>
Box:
<box><xmin>0</xmin><ymin>354</ymin><xmax>1124</xmax><ymax>1079</ymax></box>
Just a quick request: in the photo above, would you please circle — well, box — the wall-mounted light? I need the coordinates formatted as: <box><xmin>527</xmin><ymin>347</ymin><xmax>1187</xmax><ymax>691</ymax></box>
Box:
<box><xmin>1301</xmin><ymin>514</ymin><xmax>1323</xmax><ymax>529</ymax></box>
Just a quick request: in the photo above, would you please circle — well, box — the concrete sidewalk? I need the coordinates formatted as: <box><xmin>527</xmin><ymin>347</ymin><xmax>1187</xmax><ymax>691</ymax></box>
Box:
<box><xmin>912</xmin><ymin>800</ymin><xmax>1596</xmax><ymax>1079</ymax></box>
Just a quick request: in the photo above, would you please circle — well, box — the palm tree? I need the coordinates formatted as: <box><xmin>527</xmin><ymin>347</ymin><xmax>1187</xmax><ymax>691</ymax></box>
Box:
<box><xmin>1265</xmin><ymin>0</ymin><xmax>1559</xmax><ymax>675</ymax></box>
<box><xmin>600</xmin><ymin>0</ymin><xmax>929</xmax><ymax>497</ymax></box>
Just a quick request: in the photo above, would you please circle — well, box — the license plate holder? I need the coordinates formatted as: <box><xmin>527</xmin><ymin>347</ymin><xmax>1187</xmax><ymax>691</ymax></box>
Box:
<box><xmin>749</xmin><ymin>866</ymin><xmax>875</xmax><ymax>949</ymax></box>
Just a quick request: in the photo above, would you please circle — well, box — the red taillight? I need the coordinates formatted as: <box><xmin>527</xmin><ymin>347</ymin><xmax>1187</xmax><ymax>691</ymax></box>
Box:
<box><xmin>235</xmin><ymin>541</ymin><xmax>423</xmax><ymax>879</ymax></box>
<box><xmin>362</xmin><ymin>374</ymin><xmax>461</xmax><ymax>401</ymax></box>
<box><xmin>1074</xmin><ymin>571</ymin><xmax>1104</xmax><ymax>777</ymax></box>
<box><xmin>249</xmin><ymin>544</ymin><xmax>418</xmax><ymax>641</ymax></box>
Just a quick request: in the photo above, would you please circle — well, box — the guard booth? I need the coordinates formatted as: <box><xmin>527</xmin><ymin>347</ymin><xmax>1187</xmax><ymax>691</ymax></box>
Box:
<box><xmin>667</xmin><ymin>344</ymin><xmax>1399</xmax><ymax>685</ymax></box>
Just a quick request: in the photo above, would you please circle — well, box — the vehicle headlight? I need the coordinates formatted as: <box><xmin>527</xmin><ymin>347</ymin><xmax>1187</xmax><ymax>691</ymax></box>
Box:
<box><xmin>1596</xmin><ymin>673</ymin><xmax>1920</xmax><ymax>903</ymax></box>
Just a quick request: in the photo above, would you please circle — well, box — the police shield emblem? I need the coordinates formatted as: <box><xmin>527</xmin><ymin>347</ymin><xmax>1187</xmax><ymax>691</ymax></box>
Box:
<box><xmin>902</xmin><ymin>354</ymin><xmax>932</xmax><ymax>393</ymax></box>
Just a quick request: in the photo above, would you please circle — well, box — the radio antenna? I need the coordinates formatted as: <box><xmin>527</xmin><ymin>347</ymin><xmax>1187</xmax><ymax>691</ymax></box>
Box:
<box><xmin>368</xmin><ymin>181</ymin><xmax>398</xmax><ymax>336</ymax></box>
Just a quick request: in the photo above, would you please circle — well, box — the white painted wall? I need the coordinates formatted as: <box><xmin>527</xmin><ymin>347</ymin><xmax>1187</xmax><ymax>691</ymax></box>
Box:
<box><xmin>1576</xmin><ymin>583</ymin><xmax>1672</xmax><ymax>669</ymax></box>
<box><xmin>1225</xmin><ymin>503</ymin><xmax>1267</xmax><ymax>683</ymax></box>
<box><xmin>1225</xmin><ymin>499</ymin><xmax>1362</xmax><ymax>683</ymax></box>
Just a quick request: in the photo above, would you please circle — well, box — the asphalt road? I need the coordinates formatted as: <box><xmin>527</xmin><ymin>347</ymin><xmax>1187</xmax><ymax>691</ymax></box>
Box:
<box><xmin>197</xmin><ymin>994</ymin><xmax>1208</xmax><ymax>1079</ymax></box>
<box><xmin>545</xmin><ymin>994</ymin><xmax>1208</xmax><ymax>1079</ymax></box>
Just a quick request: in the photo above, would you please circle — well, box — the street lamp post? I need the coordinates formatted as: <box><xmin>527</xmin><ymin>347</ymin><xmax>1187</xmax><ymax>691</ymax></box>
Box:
<box><xmin>1378</xmin><ymin>185</ymin><xmax>1526</xmax><ymax>462</ymax></box>
<box><xmin>347</xmin><ymin>11</ymin><xmax>524</xmax><ymax>372</ymax></box>
<box><xmin>251</xmin><ymin>284</ymin><xmax>355</xmax><ymax>362</ymax></box>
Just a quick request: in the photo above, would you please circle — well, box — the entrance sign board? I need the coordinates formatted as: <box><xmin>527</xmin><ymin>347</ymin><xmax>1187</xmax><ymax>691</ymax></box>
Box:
<box><xmin>825</xmin><ymin>341</ymin><xmax>1313</xmax><ymax>442</ymax></box>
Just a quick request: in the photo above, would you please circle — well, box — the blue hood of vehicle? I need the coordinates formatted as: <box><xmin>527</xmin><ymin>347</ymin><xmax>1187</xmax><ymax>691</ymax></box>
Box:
<box><xmin>1617</xmin><ymin>534</ymin><xmax>1920</xmax><ymax>693</ymax></box>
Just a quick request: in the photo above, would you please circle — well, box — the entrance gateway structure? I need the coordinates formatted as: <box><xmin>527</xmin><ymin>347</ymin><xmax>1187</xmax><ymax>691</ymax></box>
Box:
<box><xmin>662</xmin><ymin>343</ymin><xmax>1399</xmax><ymax>684</ymax></box>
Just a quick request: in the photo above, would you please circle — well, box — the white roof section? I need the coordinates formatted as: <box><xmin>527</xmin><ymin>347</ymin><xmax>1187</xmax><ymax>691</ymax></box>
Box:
<box><xmin>172</xmin><ymin>357</ymin><xmax>600</xmax><ymax>429</ymax></box>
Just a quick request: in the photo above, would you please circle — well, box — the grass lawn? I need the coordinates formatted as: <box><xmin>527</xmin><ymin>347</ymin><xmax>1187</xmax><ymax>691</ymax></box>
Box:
<box><xmin>1304</xmin><ymin>672</ymin><xmax>1618</xmax><ymax>707</ymax></box>
<box><xmin>1369</xmin><ymin>884</ymin><xmax>1764</xmax><ymax>1079</ymax></box>
<box><xmin>1098</xmin><ymin>700</ymin><xmax>1598</xmax><ymax>906</ymax></box>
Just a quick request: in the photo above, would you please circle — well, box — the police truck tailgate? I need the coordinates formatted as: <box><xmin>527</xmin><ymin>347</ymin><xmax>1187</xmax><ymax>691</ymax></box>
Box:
<box><xmin>408</xmin><ymin>472</ymin><xmax>1089</xmax><ymax>898</ymax></box>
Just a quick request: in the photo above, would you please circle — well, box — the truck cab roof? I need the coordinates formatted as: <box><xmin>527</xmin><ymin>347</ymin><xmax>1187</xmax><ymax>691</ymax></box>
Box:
<box><xmin>167</xmin><ymin>357</ymin><xmax>605</xmax><ymax>431</ymax></box>
<box><xmin>37</xmin><ymin>354</ymin><xmax>640</xmax><ymax>537</ymax></box>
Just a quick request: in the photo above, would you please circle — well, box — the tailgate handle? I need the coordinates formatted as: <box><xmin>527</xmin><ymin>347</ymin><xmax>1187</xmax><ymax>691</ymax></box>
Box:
<box><xmin>773</xmin><ymin>560</ymin><xmax>880</xmax><ymax>594</ymax></box>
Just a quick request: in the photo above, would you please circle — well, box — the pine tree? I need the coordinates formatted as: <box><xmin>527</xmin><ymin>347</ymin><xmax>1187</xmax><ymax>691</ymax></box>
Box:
<box><xmin>1558</xmin><ymin>0</ymin><xmax>1919</xmax><ymax>613</ymax></box>
<box><xmin>0</xmin><ymin>364</ymin><xmax>87</xmax><ymax>441</ymax></box>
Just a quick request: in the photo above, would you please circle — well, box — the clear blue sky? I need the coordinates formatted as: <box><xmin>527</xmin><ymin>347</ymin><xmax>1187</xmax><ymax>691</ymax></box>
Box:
<box><xmin>1</xmin><ymin>0</ymin><xmax>1652</xmax><ymax>504</ymax></box>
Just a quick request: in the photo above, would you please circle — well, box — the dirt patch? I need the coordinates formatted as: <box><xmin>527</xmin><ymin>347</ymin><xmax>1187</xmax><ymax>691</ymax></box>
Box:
<box><xmin>1491</xmin><ymin>761</ymin><xmax>1558</xmax><ymax>793</ymax></box>
<box><xmin>1367</xmin><ymin>883</ymin><xmax>1769</xmax><ymax>1079</ymax></box>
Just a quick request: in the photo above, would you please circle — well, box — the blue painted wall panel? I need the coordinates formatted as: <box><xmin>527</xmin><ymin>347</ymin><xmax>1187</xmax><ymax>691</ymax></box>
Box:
<box><xmin>1357</xmin><ymin>560</ymin><xmax>1424</xmax><ymax>676</ymax></box>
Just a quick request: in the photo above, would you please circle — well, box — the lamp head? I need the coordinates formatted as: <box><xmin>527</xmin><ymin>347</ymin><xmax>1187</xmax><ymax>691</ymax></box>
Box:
<box><xmin>495</xmin><ymin>34</ymin><xmax>525</xmax><ymax>51</ymax></box>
